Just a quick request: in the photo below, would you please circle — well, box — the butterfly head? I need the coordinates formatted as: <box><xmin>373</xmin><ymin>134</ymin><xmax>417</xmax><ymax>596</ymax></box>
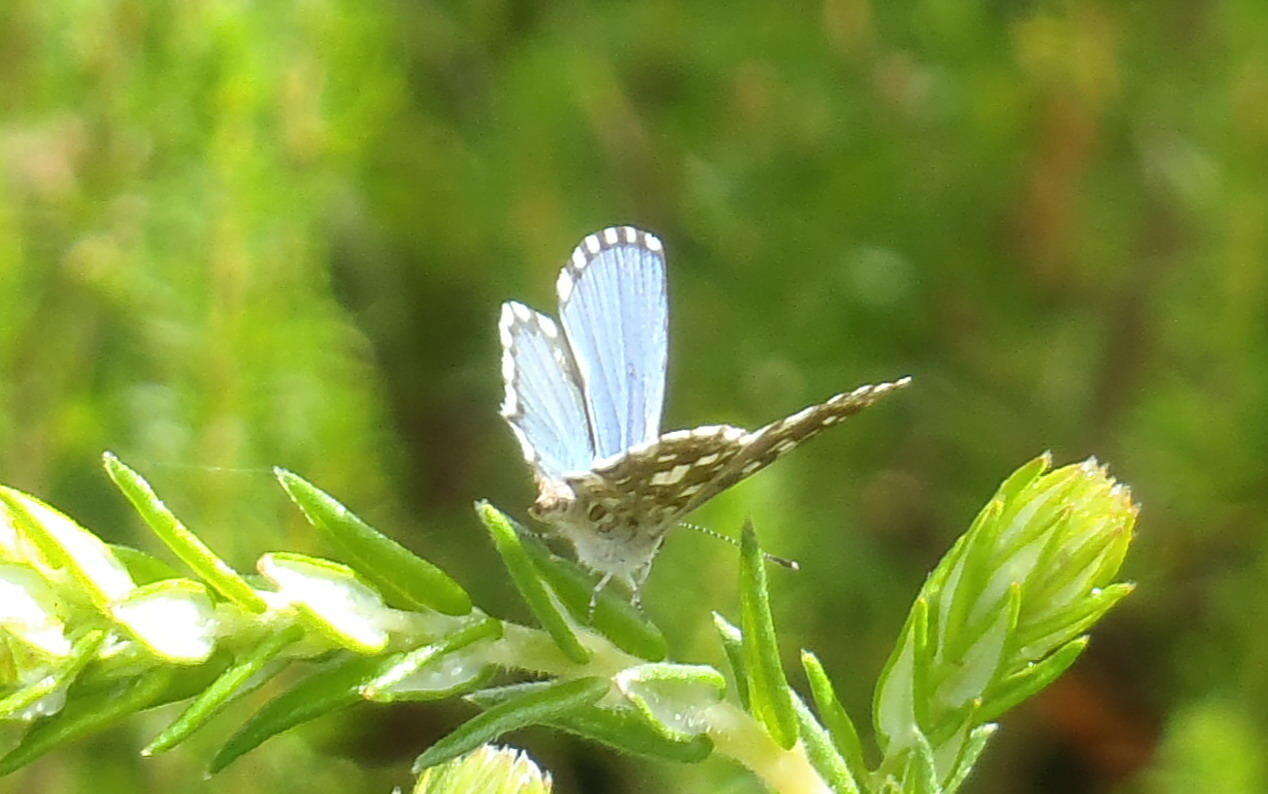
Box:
<box><xmin>526</xmin><ymin>480</ymin><xmax>669</xmax><ymax>585</ymax></box>
<box><xmin>527</xmin><ymin>477</ymin><xmax>576</xmax><ymax>524</ymax></box>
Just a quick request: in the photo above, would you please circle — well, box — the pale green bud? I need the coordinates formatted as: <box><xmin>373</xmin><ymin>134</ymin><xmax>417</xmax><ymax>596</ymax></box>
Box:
<box><xmin>875</xmin><ymin>454</ymin><xmax>1137</xmax><ymax>783</ymax></box>
<box><xmin>413</xmin><ymin>745</ymin><xmax>552</xmax><ymax>794</ymax></box>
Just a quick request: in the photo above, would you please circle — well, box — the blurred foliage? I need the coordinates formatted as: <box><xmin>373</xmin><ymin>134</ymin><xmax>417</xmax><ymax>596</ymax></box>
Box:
<box><xmin>1133</xmin><ymin>699</ymin><xmax>1266</xmax><ymax>794</ymax></box>
<box><xmin>1</xmin><ymin>0</ymin><xmax>1266</xmax><ymax>791</ymax></box>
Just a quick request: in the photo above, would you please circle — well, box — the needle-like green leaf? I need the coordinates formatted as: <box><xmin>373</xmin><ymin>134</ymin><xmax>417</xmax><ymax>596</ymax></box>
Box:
<box><xmin>802</xmin><ymin>649</ymin><xmax>870</xmax><ymax>781</ymax></box>
<box><xmin>144</xmin><ymin>623</ymin><xmax>305</xmax><ymax>755</ymax></box>
<box><xmin>210</xmin><ymin>652</ymin><xmax>386</xmax><ymax>773</ymax></box>
<box><xmin>0</xmin><ymin>668</ymin><xmax>174</xmax><ymax>776</ymax></box>
<box><xmin>412</xmin><ymin>676</ymin><xmax>608</xmax><ymax>772</ymax></box>
<box><xmin>614</xmin><ymin>663</ymin><xmax>725</xmax><ymax>742</ymax></box>
<box><xmin>979</xmin><ymin>636</ymin><xmax>1089</xmax><ymax>722</ymax></box>
<box><xmin>738</xmin><ymin>521</ymin><xmax>798</xmax><ymax>749</ymax></box>
<box><xmin>476</xmin><ymin>501</ymin><xmax>590</xmax><ymax>664</ymax></box>
<box><xmin>104</xmin><ymin>452</ymin><xmax>268</xmax><ymax>613</ymax></box>
<box><xmin>0</xmin><ymin>486</ymin><xmax>134</xmax><ymax>609</ymax></box>
<box><xmin>550</xmin><ymin>703</ymin><xmax>715</xmax><ymax>763</ymax></box>
<box><xmin>361</xmin><ymin>618</ymin><xmax>502</xmax><ymax>701</ymax></box>
<box><xmin>276</xmin><ymin>469</ymin><xmax>471</xmax><ymax>616</ymax></box>
<box><xmin>0</xmin><ymin>630</ymin><xmax>106</xmax><ymax>721</ymax></box>
<box><xmin>794</xmin><ymin>696</ymin><xmax>862</xmax><ymax>794</ymax></box>
<box><xmin>899</xmin><ymin>731</ymin><xmax>937</xmax><ymax>794</ymax></box>
<box><xmin>467</xmin><ymin>684</ymin><xmax>714</xmax><ymax>764</ymax></box>
<box><xmin>713</xmin><ymin>612</ymin><xmax>750</xmax><ymax>709</ymax></box>
<box><xmin>943</xmin><ymin>723</ymin><xmax>997</xmax><ymax>793</ymax></box>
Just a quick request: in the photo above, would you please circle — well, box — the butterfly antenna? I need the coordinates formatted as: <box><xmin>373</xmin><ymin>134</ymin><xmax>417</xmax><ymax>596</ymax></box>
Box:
<box><xmin>678</xmin><ymin>522</ymin><xmax>800</xmax><ymax>571</ymax></box>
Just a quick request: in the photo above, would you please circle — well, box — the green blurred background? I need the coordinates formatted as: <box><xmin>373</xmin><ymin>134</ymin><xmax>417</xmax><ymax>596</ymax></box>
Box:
<box><xmin>2</xmin><ymin>0</ymin><xmax>1266</xmax><ymax>791</ymax></box>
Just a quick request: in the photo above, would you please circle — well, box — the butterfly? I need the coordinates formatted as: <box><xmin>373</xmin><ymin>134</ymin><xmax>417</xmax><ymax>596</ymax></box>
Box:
<box><xmin>499</xmin><ymin>226</ymin><xmax>909</xmax><ymax>599</ymax></box>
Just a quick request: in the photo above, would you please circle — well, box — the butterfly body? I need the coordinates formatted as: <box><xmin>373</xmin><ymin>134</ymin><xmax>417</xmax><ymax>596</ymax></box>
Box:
<box><xmin>499</xmin><ymin>227</ymin><xmax>908</xmax><ymax>591</ymax></box>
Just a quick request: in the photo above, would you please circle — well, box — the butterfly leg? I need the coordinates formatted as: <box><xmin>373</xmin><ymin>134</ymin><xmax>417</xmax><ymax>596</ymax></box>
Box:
<box><xmin>628</xmin><ymin>538</ymin><xmax>663</xmax><ymax>613</ymax></box>
<box><xmin>587</xmin><ymin>572</ymin><xmax>614</xmax><ymax>622</ymax></box>
<box><xmin>630</xmin><ymin>569</ymin><xmax>649</xmax><ymax>612</ymax></box>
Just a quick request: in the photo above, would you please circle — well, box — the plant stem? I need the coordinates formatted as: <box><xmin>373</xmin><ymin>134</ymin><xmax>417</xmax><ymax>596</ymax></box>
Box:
<box><xmin>484</xmin><ymin>622</ymin><xmax>829</xmax><ymax>792</ymax></box>
<box><xmin>706</xmin><ymin>700</ymin><xmax>832</xmax><ymax>794</ymax></box>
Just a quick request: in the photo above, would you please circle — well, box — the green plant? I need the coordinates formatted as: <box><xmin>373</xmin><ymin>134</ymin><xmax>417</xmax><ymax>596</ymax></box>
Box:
<box><xmin>0</xmin><ymin>450</ymin><xmax>1135</xmax><ymax>792</ymax></box>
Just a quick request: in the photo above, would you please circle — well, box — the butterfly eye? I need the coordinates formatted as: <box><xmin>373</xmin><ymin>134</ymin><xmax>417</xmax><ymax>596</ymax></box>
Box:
<box><xmin>587</xmin><ymin>504</ymin><xmax>609</xmax><ymax>522</ymax></box>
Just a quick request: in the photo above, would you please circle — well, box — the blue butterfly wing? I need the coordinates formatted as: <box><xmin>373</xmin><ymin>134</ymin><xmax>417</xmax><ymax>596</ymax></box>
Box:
<box><xmin>499</xmin><ymin>301</ymin><xmax>595</xmax><ymax>478</ymax></box>
<box><xmin>556</xmin><ymin>227</ymin><xmax>668</xmax><ymax>459</ymax></box>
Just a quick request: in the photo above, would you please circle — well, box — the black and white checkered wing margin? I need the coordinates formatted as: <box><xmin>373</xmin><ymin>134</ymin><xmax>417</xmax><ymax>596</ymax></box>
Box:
<box><xmin>563</xmin><ymin>377</ymin><xmax>911</xmax><ymax>532</ymax></box>
<box><xmin>557</xmin><ymin>226</ymin><xmax>668</xmax><ymax>460</ymax></box>
<box><xmin>499</xmin><ymin>301</ymin><xmax>595</xmax><ymax>480</ymax></box>
<box><xmin>674</xmin><ymin>377</ymin><xmax>911</xmax><ymax>517</ymax></box>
